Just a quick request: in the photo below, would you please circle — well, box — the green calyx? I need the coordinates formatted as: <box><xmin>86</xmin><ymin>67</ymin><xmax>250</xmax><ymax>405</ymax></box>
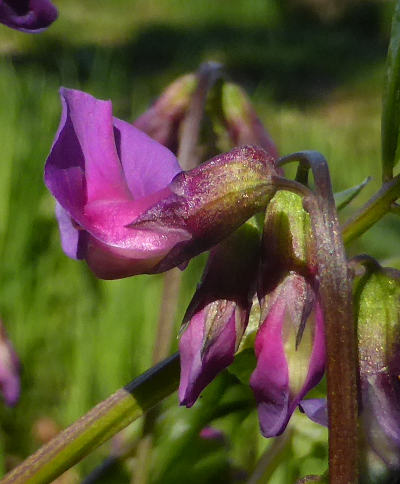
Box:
<box><xmin>355</xmin><ymin>267</ymin><xmax>400</xmax><ymax>374</ymax></box>
<box><xmin>221</xmin><ymin>82</ymin><xmax>252</xmax><ymax>125</ymax></box>
<box><xmin>262</xmin><ymin>190</ymin><xmax>314</xmax><ymax>274</ymax></box>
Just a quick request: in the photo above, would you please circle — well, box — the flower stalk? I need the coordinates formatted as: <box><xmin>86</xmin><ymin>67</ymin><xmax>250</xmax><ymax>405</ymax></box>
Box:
<box><xmin>132</xmin><ymin>61</ymin><xmax>219</xmax><ymax>484</ymax></box>
<box><xmin>277</xmin><ymin>151</ymin><xmax>358</xmax><ymax>484</ymax></box>
<box><xmin>0</xmin><ymin>354</ymin><xmax>180</xmax><ymax>484</ymax></box>
<box><xmin>342</xmin><ymin>174</ymin><xmax>400</xmax><ymax>244</ymax></box>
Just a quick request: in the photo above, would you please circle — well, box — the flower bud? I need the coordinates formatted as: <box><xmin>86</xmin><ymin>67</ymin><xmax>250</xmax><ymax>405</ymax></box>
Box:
<box><xmin>179</xmin><ymin>221</ymin><xmax>260</xmax><ymax>407</ymax></box>
<box><xmin>131</xmin><ymin>145</ymin><xmax>278</xmax><ymax>273</ymax></box>
<box><xmin>221</xmin><ymin>82</ymin><xmax>278</xmax><ymax>159</ymax></box>
<box><xmin>133</xmin><ymin>74</ymin><xmax>197</xmax><ymax>154</ymax></box>
<box><xmin>355</xmin><ymin>265</ymin><xmax>400</xmax><ymax>468</ymax></box>
<box><xmin>250</xmin><ymin>191</ymin><xmax>324</xmax><ymax>437</ymax></box>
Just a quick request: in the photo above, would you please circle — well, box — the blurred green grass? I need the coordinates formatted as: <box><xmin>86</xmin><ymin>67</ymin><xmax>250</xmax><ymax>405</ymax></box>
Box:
<box><xmin>0</xmin><ymin>0</ymin><xmax>398</xmax><ymax>482</ymax></box>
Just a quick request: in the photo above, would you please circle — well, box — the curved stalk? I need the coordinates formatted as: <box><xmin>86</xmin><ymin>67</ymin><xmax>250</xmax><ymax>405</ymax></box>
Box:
<box><xmin>0</xmin><ymin>354</ymin><xmax>180</xmax><ymax>484</ymax></box>
<box><xmin>277</xmin><ymin>151</ymin><xmax>358</xmax><ymax>484</ymax></box>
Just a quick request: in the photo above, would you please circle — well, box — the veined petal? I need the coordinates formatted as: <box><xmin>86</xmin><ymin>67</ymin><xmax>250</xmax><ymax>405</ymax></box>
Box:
<box><xmin>46</xmin><ymin>88</ymin><xmax>131</xmax><ymax>209</ymax></box>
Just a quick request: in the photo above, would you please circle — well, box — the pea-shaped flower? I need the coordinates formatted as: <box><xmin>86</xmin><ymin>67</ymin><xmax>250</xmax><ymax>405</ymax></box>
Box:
<box><xmin>0</xmin><ymin>0</ymin><xmax>57</xmax><ymax>32</ymax></box>
<box><xmin>179</xmin><ymin>221</ymin><xmax>260</xmax><ymax>407</ymax></box>
<box><xmin>45</xmin><ymin>88</ymin><xmax>277</xmax><ymax>279</ymax></box>
<box><xmin>250</xmin><ymin>191</ymin><xmax>325</xmax><ymax>437</ymax></box>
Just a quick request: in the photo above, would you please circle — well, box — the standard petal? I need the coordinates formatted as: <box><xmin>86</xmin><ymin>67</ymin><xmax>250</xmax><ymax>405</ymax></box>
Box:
<box><xmin>45</xmin><ymin>88</ymin><xmax>131</xmax><ymax>219</ymax></box>
<box><xmin>45</xmin><ymin>89</ymin><xmax>189</xmax><ymax>277</ymax></box>
<box><xmin>113</xmin><ymin>117</ymin><xmax>180</xmax><ymax>199</ymax></box>
<box><xmin>0</xmin><ymin>0</ymin><xmax>58</xmax><ymax>32</ymax></box>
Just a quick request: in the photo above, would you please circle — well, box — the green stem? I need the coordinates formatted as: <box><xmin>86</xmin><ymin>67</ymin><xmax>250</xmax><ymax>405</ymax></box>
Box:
<box><xmin>342</xmin><ymin>174</ymin><xmax>400</xmax><ymax>244</ymax></box>
<box><xmin>0</xmin><ymin>354</ymin><xmax>180</xmax><ymax>484</ymax></box>
<box><xmin>246</xmin><ymin>428</ymin><xmax>293</xmax><ymax>484</ymax></box>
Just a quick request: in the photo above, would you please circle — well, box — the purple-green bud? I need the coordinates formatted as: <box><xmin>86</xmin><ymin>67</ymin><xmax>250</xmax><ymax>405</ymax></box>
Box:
<box><xmin>221</xmin><ymin>82</ymin><xmax>278</xmax><ymax>159</ymax></box>
<box><xmin>131</xmin><ymin>145</ymin><xmax>278</xmax><ymax>272</ymax></box>
<box><xmin>355</xmin><ymin>265</ymin><xmax>400</xmax><ymax>468</ymax></box>
<box><xmin>260</xmin><ymin>190</ymin><xmax>316</xmax><ymax>289</ymax></box>
<box><xmin>133</xmin><ymin>74</ymin><xmax>197</xmax><ymax>154</ymax></box>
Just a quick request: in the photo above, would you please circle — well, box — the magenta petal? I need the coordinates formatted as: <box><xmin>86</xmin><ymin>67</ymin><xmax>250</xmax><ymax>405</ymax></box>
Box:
<box><xmin>113</xmin><ymin>118</ymin><xmax>180</xmax><ymax>198</ymax></box>
<box><xmin>250</xmin><ymin>280</ymin><xmax>325</xmax><ymax>437</ymax></box>
<box><xmin>250</xmin><ymin>296</ymin><xmax>289</xmax><ymax>437</ymax></box>
<box><xmin>299</xmin><ymin>399</ymin><xmax>328</xmax><ymax>427</ymax></box>
<box><xmin>45</xmin><ymin>88</ymin><xmax>189</xmax><ymax>278</ymax></box>
<box><xmin>59</xmin><ymin>88</ymin><xmax>130</xmax><ymax>204</ymax></box>
<box><xmin>179</xmin><ymin>306</ymin><xmax>237</xmax><ymax>407</ymax></box>
<box><xmin>0</xmin><ymin>0</ymin><xmax>58</xmax><ymax>32</ymax></box>
<box><xmin>55</xmin><ymin>203</ymin><xmax>87</xmax><ymax>260</ymax></box>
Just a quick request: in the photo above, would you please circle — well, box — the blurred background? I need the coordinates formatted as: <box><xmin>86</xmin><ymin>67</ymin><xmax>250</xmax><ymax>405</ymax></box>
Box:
<box><xmin>0</xmin><ymin>0</ymin><xmax>397</xmax><ymax>482</ymax></box>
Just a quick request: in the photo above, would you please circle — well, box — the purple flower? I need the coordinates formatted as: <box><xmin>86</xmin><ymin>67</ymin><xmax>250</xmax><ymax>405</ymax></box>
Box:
<box><xmin>0</xmin><ymin>0</ymin><xmax>58</xmax><ymax>32</ymax></box>
<box><xmin>45</xmin><ymin>88</ymin><xmax>277</xmax><ymax>279</ymax></box>
<box><xmin>0</xmin><ymin>321</ymin><xmax>20</xmax><ymax>406</ymax></box>
<box><xmin>250</xmin><ymin>190</ymin><xmax>325</xmax><ymax>437</ymax></box>
<box><xmin>250</xmin><ymin>274</ymin><xmax>325</xmax><ymax>437</ymax></box>
<box><xmin>179</xmin><ymin>222</ymin><xmax>260</xmax><ymax>407</ymax></box>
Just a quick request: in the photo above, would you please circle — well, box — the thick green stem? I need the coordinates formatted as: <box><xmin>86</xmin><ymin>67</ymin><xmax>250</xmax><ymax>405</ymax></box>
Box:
<box><xmin>0</xmin><ymin>354</ymin><xmax>180</xmax><ymax>484</ymax></box>
<box><xmin>342</xmin><ymin>174</ymin><xmax>400</xmax><ymax>244</ymax></box>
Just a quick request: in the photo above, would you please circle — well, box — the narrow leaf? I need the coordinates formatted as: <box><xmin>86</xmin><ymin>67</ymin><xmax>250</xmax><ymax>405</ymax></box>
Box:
<box><xmin>382</xmin><ymin>0</ymin><xmax>400</xmax><ymax>181</ymax></box>
<box><xmin>334</xmin><ymin>177</ymin><xmax>371</xmax><ymax>211</ymax></box>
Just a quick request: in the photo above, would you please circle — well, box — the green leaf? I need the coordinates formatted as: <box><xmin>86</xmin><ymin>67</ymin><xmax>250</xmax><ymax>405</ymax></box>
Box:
<box><xmin>333</xmin><ymin>177</ymin><xmax>371</xmax><ymax>211</ymax></box>
<box><xmin>382</xmin><ymin>0</ymin><xmax>400</xmax><ymax>181</ymax></box>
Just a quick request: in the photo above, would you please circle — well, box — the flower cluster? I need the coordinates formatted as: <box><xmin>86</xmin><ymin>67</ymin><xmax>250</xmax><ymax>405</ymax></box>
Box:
<box><xmin>45</xmin><ymin>84</ymin><xmax>327</xmax><ymax>438</ymax></box>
